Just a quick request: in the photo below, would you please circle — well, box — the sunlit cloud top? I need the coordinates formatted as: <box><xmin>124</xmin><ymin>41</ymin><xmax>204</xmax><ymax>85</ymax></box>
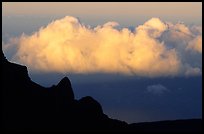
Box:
<box><xmin>3</xmin><ymin>16</ymin><xmax>202</xmax><ymax>77</ymax></box>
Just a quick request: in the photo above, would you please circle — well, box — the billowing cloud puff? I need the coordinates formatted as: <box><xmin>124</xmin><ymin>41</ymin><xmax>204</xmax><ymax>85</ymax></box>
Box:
<box><xmin>137</xmin><ymin>18</ymin><xmax>167</xmax><ymax>38</ymax></box>
<box><xmin>146</xmin><ymin>84</ymin><xmax>169</xmax><ymax>95</ymax></box>
<box><xmin>186</xmin><ymin>35</ymin><xmax>202</xmax><ymax>53</ymax></box>
<box><xmin>184</xmin><ymin>65</ymin><xmax>202</xmax><ymax>76</ymax></box>
<box><xmin>4</xmin><ymin>16</ymin><xmax>202</xmax><ymax>77</ymax></box>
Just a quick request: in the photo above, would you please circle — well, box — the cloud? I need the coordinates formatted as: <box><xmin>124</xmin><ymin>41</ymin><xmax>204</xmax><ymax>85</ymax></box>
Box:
<box><xmin>4</xmin><ymin>16</ymin><xmax>202</xmax><ymax>77</ymax></box>
<box><xmin>2</xmin><ymin>38</ymin><xmax>19</xmax><ymax>60</ymax></box>
<box><xmin>185</xmin><ymin>65</ymin><xmax>202</xmax><ymax>76</ymax></box>
<box><xmin>186</xmin><ymin>35</ymin><xmax>202</xmax><ymax>53</ymax></box>
<box><xmin>146</xmin><ymin>84</ymin><xmax>169</xmax><ymax>95</ymax></box>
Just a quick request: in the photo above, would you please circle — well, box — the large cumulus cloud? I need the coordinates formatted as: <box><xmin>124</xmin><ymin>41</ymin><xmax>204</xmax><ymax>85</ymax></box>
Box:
<box><xmin>4</xmin><ymin>16</ymin><xmax>202</xmax><ymax>77</ymax></box>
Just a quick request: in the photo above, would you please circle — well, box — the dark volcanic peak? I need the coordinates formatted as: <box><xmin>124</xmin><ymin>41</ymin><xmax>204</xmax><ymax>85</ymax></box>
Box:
<box><xmin>1</xmin><ymin>51</ymin><xmax>202</xmax><ymax>132</ymax></box>
<box><xmin>79</xmin><ymin>96</ymin><xmax>104</xmax><ymax>116</ymax></box>
<box><xmin>58</xmin><ymin>76</ymin><xmax>71</xmax><ymax>87</ymax></box>
<box><xmin>56</xmin><ymin>76</ymin><xmax>74</xmax><ymax>100</ymax></box>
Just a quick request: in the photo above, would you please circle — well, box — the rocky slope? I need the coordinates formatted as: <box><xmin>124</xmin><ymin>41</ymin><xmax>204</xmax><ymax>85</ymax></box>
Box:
<box><xmin>1</xmin><ymin>50</ymin><xmax>202</xmax><ymax>132</ymax></box>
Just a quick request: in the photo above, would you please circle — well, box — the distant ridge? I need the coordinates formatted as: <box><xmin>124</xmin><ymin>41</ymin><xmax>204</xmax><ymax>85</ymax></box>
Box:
<box><xmin>1</xmin><ymin>50</ymin><xmax>202</xmax><ymax>132</ymax></box>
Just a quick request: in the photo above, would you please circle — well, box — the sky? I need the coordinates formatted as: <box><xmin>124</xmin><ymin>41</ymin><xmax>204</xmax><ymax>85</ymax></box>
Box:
<box><xmin>2</xmin><ymin>2</ymin><xmax>202</xmax><ymax>123</ymax></box>
<box><xmin>2</xmin><ymin>2</ymin><xmax>202</xmax><ymax>25</ymax></box>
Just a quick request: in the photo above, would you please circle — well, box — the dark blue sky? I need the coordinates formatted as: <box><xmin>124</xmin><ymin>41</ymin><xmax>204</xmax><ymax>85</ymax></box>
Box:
<box><xmin>28</xmin><ymin>72</ymin><xmax>202</xmax><ymax>123</ymax></box>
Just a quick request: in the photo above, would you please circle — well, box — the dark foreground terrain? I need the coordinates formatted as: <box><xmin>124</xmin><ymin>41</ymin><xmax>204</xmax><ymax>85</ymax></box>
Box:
<box><xmin>1</xmin><ymin>51</ymin><xmax>202</xmax><ymax>132</ymax></box>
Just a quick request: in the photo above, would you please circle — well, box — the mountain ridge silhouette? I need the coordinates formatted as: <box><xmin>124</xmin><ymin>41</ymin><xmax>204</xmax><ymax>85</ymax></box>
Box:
<box><xmin>1</xmin><ymin>50</ymin><xmax>202</xmax><ymax>132</ymax></box>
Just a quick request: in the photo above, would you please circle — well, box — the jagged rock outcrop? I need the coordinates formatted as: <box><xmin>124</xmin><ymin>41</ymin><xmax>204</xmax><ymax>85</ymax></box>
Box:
<box><xmin>1</xmin><ymin>50</ymin><xmax>202</xmax><ymax>132</ymax></box>
<box><xmin>1</xmin><ymin>50</ymin><xmax>128</xmax><ymax>131</ymax></box>
<box><xmin>55</xmin><ymin>76</ymin><xmax>74</xmax><ymax>100</ymax></box>
<box><xmin>79</xmin><ymin>96</ymin><xmax>103</xmax><ymax>117</ymax></box>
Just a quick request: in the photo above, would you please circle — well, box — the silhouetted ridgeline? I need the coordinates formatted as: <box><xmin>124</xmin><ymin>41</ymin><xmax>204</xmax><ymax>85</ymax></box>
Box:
<box><xmin>1</xmin><ymin>50</ymin><xmax>202</xmax><ymax>132</ymax></box>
